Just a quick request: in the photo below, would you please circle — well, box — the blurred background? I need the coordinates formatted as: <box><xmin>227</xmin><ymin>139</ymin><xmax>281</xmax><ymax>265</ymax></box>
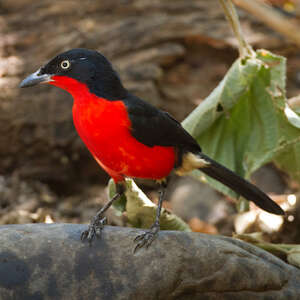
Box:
<box><xmin>1</xmin><ymin>0</ymin><xmax>300</xmax><ymax>245</ymax></box>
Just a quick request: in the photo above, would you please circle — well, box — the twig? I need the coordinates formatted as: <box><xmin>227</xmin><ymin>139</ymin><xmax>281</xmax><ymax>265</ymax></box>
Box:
<box><xmin>219</xmin><ymin>0</ymin><xmax>255</xmax><ymax>58</ymax></box>
<box><xmin>233</xmin><ymin>0</ymin><xmax>300</xmax><ymax>47</ymax></box>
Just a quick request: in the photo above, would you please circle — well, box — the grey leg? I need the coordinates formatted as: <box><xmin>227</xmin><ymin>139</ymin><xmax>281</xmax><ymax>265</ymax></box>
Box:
<box><xmin>81</xmin><ymin>183</ymin><xmax>125</xmax><ymax>245</ymax></box>
<box><xmin>133</xmin><ymin>184</ymin><xmax>166</xmax><ymax>252</ymax></box>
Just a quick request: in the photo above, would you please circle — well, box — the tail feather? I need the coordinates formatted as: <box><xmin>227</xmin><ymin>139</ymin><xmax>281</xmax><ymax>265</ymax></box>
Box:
<box><xmin>199</xmin><ymin>153</ymin><xmax>284</xmax><ymax>215</ymax></box>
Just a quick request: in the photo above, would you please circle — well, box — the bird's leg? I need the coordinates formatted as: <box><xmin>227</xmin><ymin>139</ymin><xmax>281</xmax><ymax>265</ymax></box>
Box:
<box><xmin>134</xmin><ymin>182</ymin><xmax>166</xmax><ymax>252</ymax></box>
<box><xmin>81</xmin><ymin>182</ymin><xmax>125</xmax><ymax>245</ymax></box>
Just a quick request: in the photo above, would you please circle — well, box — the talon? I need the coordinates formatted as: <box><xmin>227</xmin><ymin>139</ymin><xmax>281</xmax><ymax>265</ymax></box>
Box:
<box><xmin>81</xmin><ymin>215</ymin><xmax>107</xmax><ymax>245</ymax></box>
<box><xmin>133</xmin><ymin>236</ymin><xmax>149</xmax><ymax>253</ymax></box>
<box><xmin>133</xmin><ymin>241</ymin><xmax>145</xmax><ymax>253</ymax></box>
<box><xmin>133</xmin><ymin>225</ymin><xmax>160</xmax><ymax>252</ymax></box>
<box><xmin>134</xmin><ymin>234</ymin><xmax>144</xmax><ymax>242</ymax></box>
<box><xmin>146</xmin><ymin>239</ymin><xmax>153</xmax><ymax>249</ymax></box>
<box><xmin>102</xmin><ymin>217</ymin><xmax>107</xmax><ymax>225</ymax></box>
<box><xmin>80</xmin><ymin>230</ymin><xmax>88</xmax><ymax>241</ymax></box>
<box><xmin>87</xmin><ymin>226</ymin><xmax>95</xmax><ymax>240</ymax></box>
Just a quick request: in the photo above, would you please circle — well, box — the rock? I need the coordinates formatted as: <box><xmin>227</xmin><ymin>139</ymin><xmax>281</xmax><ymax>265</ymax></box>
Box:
<box><xmin>251</xmin><ymin>164</ymin><xmax>286</xmax><ymax>195</ymax></box>
<box><xmin>0</xmin><ymin>223</ymin><xmax>299</xmax><ymax>299</ymax></box>
<box><xmin>167</xmin><ymin>176</ymin><xmax>232</xmax><ymax>223</ymax></box>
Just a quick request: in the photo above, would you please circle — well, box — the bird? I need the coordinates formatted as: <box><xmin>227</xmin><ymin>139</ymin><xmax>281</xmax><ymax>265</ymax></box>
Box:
<box><xmin>20</xmin><ymin>48</ymin><xmax>284</xmax><ymax>251</ymax></box>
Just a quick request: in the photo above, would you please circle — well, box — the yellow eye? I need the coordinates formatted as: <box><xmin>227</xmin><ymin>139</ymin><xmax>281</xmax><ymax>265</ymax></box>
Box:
<box><xmin>60</xmin><ymin>60</ymin><xmax>71</xmax><ymax>70</ymax></box>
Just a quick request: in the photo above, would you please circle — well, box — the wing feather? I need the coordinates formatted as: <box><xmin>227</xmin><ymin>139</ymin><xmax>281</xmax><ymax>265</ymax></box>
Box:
<box><xmin>122</xmin><ymin>94</ymin><xmax>200</xmax><ymax>152</ymax></box>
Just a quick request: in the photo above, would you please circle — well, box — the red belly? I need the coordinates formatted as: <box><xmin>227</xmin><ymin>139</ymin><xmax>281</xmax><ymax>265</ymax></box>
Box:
<box><xmin>72</xmin><ymin>96</ymin><xmax>176</xmax><ymax>182</ymax></box>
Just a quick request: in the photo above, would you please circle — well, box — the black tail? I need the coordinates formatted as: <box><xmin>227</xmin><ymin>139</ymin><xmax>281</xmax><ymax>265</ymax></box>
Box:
<box><xmin>199</xmin><ymin>153</ymin><xmax>284</xmax><ymax>215</ymax></box>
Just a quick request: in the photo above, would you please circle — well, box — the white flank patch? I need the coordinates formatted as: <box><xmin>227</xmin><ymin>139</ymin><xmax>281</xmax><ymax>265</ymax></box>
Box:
<box><xmin>175</xmin><ymin>152</ymin><xmax>210</xmax><ymax>176</ymax></box>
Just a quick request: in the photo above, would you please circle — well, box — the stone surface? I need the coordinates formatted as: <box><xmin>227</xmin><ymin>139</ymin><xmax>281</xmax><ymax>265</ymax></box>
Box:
<box><xmin>0</xmin><ymin>223</ymin><xmax>299</xmax><ymax>299</ymax></box>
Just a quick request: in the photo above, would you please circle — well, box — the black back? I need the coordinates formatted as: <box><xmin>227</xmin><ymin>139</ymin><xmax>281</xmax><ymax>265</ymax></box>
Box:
<box><xmin>123</xmin><ymin>94</ymin><xmax>201</xmax><ymax>153</ymax></box>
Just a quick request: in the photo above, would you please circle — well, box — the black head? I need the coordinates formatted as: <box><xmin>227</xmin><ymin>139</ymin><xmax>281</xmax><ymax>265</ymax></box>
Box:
<box><xmin>20</xmin><ymin>48</ymin><xmax>127</xmax><ymax>100</ymax></box>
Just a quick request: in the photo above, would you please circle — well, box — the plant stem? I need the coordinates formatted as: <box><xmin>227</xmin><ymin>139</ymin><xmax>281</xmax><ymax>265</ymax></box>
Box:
<box><xmin>219</xmin><ymin>0</ymin><xmax>254</xmax><ymax>58</ymax></box>
<box><xmin>234</xmin><ymin>0</ymin><xmax>300</xmax><ymax>47</ymax></box>
<box><xmin>255</xmin><ymin>243</ymin><xmax>290</xmax><ymax>255</ymax></box>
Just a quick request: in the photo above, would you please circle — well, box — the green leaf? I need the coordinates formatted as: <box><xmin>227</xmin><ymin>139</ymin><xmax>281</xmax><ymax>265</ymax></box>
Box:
<box><xmin>109</xmin><ymin>178</ymin><xmax>191</xmax><ymax>232</ymax></box>
<box><xmin>235</xmin><ymin>232</ymin><xmax>300</xmax><ymax>268</ymax></box>
<box><xmin>284</xmin><ymin>105</ymin><xmax>300</xmax><ymax>129</ymax></box>
<box><xmin>273</xmin><ymin>109</ymin><xmax>300</xmax><ymax>182</ymax></box>
<box><xmin>182</xmin><ymin>49</ymin><xmax>300</xmax><ymax>199</ymax></box>
<box><xmin>287</xmin><ymin>246</ymin><xmax>300</xmax><ymax>268</ymax></box>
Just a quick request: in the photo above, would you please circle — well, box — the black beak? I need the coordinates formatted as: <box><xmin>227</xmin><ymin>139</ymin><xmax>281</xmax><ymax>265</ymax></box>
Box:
<box><xmin>20</xmin><ymin>69</ymin><xmax>52</xmax><ymax>88</ymax></box>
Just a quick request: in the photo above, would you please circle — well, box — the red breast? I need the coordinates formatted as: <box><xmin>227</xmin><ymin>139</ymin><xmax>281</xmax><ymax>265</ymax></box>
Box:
<box><xmin>50</xmin><ymin>76</ymin><xmax>176</xmax><ymax>182</ymax></box>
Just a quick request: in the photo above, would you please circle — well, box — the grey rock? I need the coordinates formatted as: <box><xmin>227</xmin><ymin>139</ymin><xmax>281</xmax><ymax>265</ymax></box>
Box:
<box><xmin>167</xmin><ymin>176</ymin><xmax>231</xmax><ymax>223</ymax></box>
<box><xmin>251</xmin><ymin>164</ymin><xmax>286</xmax><ymax>195</ymax></box>
<box><xmin>0</xmin><ymin>223</ymin><xmax>299</xmax><ymax>299</ymax></box>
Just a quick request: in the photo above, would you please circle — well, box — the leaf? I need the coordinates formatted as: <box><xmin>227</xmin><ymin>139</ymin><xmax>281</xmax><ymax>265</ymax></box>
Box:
<box><xmin>273</xmin><ymin>115</ymin><xmax>300</xmax><ymax>182</ymax></box>
<box><xmin>109</xmin><ymin>178</ymin><xmax>191</xmax><ymax>232</ymax></box>
<box><xmin>182</xmin><ymin>49</ymin><xmax>300</xmax><ymax>198</ymax></box>
<box><xmin>235</xmin><ymin>233</ymin><xmax>300</xmax><ymax>268</ymax></box>
<box><xmin>284</xmin><ymin>105</ymin><xmax>300</xmax><ymax>129</ymax></box>
<box><xmin>287</xmin><ymin>246</ymin><xmax>300</xmax><ymax>268</ymax></box>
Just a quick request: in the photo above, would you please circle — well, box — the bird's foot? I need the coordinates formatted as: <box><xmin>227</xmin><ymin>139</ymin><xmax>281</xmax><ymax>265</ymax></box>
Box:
<box><xmin>133</xmin><ymin>222</ymin><xmax>160</xmax><ymax>253</ymax></box>
<box><xmin>81</xmin><ymin>214</ymin><xmax>107</xmax><ymax>245</ymax></box>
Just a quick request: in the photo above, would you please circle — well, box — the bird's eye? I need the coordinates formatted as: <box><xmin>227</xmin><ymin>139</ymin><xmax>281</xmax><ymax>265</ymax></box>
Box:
<box><xmin>60</xmin><ymin>60</ymin><xmax>71</xmax><ymax>70</ymax></box>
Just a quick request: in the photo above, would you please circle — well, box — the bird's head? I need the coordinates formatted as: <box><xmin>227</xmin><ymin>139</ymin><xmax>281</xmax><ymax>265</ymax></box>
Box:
<box><xmin>20</xmin><ymin>48</ymin><xmax>127</xmax><ymax>99</ymax></box>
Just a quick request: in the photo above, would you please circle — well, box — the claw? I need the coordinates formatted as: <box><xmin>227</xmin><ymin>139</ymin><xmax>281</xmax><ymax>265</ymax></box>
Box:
<box><xmin>134</xmin><ymin>234</ymin><xmax>144</xmax><ymax>242</ymax></box>
<box><xmin>80</xmin><ymin>189</ymin><xmax>123</xmax><ymax>245</ymax></box>
<box><xmin>80</xmin><ymin>230</ymin><xmax>88</xmax><ymax>241</ymax></box>
<box><xmin>134</xmin><ymin>239</ymin><xmax>147</xmax><ymax>253</ymax></box>
<box><xmin>81</xmin><ymin>215</ymin><xmax>107</xmax><ymax>245</ymax></box>
<box><xmin>133</xmin><ymin>225</ymin><xmax>160</xmax><ymax>253</ymax></box>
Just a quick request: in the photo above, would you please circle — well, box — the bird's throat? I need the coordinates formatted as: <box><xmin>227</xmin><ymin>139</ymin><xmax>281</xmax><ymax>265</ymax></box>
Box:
<box><xmin>49</xmin><ymin>76</ymin><xmax>91</xmax><ymax>102</ymax></box>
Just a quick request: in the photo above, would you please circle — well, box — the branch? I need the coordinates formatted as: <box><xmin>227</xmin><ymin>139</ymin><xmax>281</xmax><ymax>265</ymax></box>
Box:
<box><xmin>233</xmin><ymin>0</ymin><xmax>300</xmax><ymax>47</ymax></box>
<box><xmin>219</xmin><ymin>0</ymin><xmax>255</xmax><ymax>58</ymax></box>
<box><xmin>0</xmin><ymin>223</ymin><xmax>300</xmax><ymax>299</ymax></box>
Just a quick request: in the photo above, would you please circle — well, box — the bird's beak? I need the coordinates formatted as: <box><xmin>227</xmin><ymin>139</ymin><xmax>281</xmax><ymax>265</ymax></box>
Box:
<box><xmin>19</xmin><ymin>69</ymin><xmax>52</xmax><ymax>88</ymax></box>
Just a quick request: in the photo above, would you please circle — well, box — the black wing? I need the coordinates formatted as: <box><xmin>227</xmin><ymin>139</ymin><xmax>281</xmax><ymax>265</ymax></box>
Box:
<box><xmin>122</xmin><ymin>94</ymin><xmax>200</xmax><ymax>152</ymax></box>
